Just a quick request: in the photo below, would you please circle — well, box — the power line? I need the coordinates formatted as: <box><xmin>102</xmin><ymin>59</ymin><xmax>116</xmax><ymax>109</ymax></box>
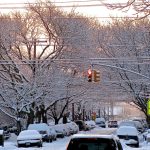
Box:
<box><xmin>0</xmin><ymin>0</ymin><xmax>104</xmax><ymax>5</ymax></box>
<box><xmin>0</xmin><ymin>1</ymin><xmax>129</xmax><ymax>9</ymax></box>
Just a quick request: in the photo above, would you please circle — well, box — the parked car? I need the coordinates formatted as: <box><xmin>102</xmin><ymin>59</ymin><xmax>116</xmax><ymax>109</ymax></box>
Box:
<box><xmin>66</xmin><ymin>122</ymin><xmax>79</xmax><ymax>134</ymax></box>
<box><xmin>108</xmin><ymin>120</ymin><xmax>118</xmax><ymax>128</ymax></box>
<box><xmin>85</xmin><ymin>120</ymin><xmax>96</xmax><ymax>129</ymax></box>
<box><xmin>132</xmin><ymin>118</ymin><xmax>148</xmax><ymax>130</ymax></box>
<box><xmin>62</xmin><ymin>124</ymin><xmax>72</xmax><ymax>136</ymax></box>
<box><xmin>116</xmin><ymin>126</ymin><xmax>140</xmax><ymax>148</ymax></box>
<box><xmin>0</xmin><ymin>126</ymin><xmax>11</xmax><ymax>139</ymax></box>
<box><xmin>119</xmin><ymin>120</ymin><xmax>144</xmax><ymax>133</ymax></box>
<box><xmin>53</xmin><ymin>124</ymin><xmax>65</xmax><ymax>138</ymax></box>
<box><xmin>17</xmin><ymin>130</ymin><xmax>43</xmax><ymax>147</ymax></box>
<box><xmin>119</xmin><ymin>120</ymin><xmax>137</xmax><ymax>129</ymax></box>
<box><xmin>132</xmin><ymin>120</ymin><xmax>145</xmax><ymax>133</ymax></box>
<box><xmin>143</xmin><ymin>129</ymin><xmax>150</xmax><ymax>140</ymax></box>
<box><xmin>75</xmin><ymin>120</ymin><xmax>89</xmax><ymax>131</ymax></box>
<box><xmin>95</xmin><ymin>118</ymin><xmax>106</xmax><ymax>128</ymax></box>
<box><xmin>66</xmin><ymin>134</ymin><xmax>123</xmax><ymax>150</ymax></box>
<box><xmin>49</xmin><ymin>126</ymin><xmax>57</xmax><ymax>141</ymax></box>
<box><xmin>27</xmin><ymin>123</ymin><xmax>53</xmax><ymax>142</ymax></box>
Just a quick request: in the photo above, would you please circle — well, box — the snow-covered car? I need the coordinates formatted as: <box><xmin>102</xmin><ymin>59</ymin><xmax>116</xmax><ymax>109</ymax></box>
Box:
<box><xmin>85</xmin><ymin>120</ymin><xmax>96</xmax><ymax>129</ymax></box>
<box><xmin>143</xmin><ymin>129</ymin><xmax>150</xmax><ymax>140</ymax></box>
<box><xmin>66</xmin><ymin>122</ymin><xmax>79</xmax><ymax>134</ymax></box>
<box><xmin>95</xmin><ymin>118</ymin><xmax>106</xmax><ymax>128</ymax></box>
<box><xmin>17</xmin><ymin>130</ymin><xmax>43</xmax><ymax>147</ymax></box>
<box><xmin>66</xmin><ymin>134</ymin><xmax>123</xmax><ymax>150</ymax></box>
<box><xmin>62</xmin><ymin>124</ymin><xmax>72</xmax><ymax>136</ymax></box>
<box><xmin>28</xmin><ymin>123</ymin><xmax>53</xmax><ymax>142</ymax></box>
<box><xmin>75</xmin><ymin>120</ymin><xmax>89</xmax><ymax>131</ymax></box>
<box><xmin>146</xmin><ymin>133</ymin><xmax>150</xmax><ymax>143</ymax></box>
<box><xmin>49</xmin><ymin>126</ymin><xmax>57</xmax><ymax>141</ymax></box>
<box><xmin>53</xmin><ymin>124</ymin><xmax>65</xmax><ymax>138</ymax></box>
<box><xmin>132</xmin><ymin>120</ymin><xmax>145</xmax><ymax>133</ymax></box>
<box><xmin>116</xmin><ymin>126</ymin><xmax>140</xmax><ymax>148</ymax></box>
<box><xmin>119</xmin><ymin>120</ymin><xmax>136</xmax><ymax>128</ymax></box>
<box><xmin>65</xmin><ymin>123</ymin><xmax>75</xmax><ymax>135</ymax></box>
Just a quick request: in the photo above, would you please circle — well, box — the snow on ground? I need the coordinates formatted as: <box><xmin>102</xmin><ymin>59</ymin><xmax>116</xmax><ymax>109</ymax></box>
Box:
<box><xmin>0</xmin><ymin>127</ymin><xmax>150</xmax><ymax>150</ymax></box>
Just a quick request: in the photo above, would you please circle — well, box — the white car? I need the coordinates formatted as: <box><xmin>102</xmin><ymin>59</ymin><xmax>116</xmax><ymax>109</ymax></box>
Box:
<box><xmin>53</xmin><ymin>124</ymin><xmax>65</xmax><ymax>138</ymax></box>
<box><xmin>85</xmin><ymin>120</ymin><xmax>96</xmax><ymax>129</ymax></box>
<box><xmin>95</xmin><ymin>118</ymin><xmax>106</xmax><ymax>128</ymax></box>
<box><xmin>49</xmin><ymin>126</ymin><xmax>57</xmax><ymax>141</ymax></box>
<box><xmin>28</xmin><ymin>123</ymin><xmax>53</xmax><ymax>142</ymax></box>
<box><xmin>66</xmin><ymin>134</ymin><xmax>123</xmax><ymax>150</ymax></box>
<box><xmin>66</xmin><ymin>122</ymin><xmax>79</xmax><ymax>134</ymax></box>
<box><xmin>116</xmin><ymin>126</ymin><xmax>139</xmax><ymax>148</ymax></box>
<box><xmin>17</xmin><ymin>130</ymin><xmax>43</xmax><ymax>147</ymax></box>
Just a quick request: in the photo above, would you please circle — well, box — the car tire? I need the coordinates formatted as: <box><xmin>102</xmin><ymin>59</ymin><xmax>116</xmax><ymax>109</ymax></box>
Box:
<box><xmin>38</xmin><ymin>142</ymin><xmax>42</xmax><ymax>147</ymax></box>
<box><xmin>135</xmin><ymin>143</ymin><xmax>139</xmax><ymax>148</ymax></box>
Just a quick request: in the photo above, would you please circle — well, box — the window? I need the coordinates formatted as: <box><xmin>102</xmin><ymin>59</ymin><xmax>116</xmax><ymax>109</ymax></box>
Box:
<box><xmin>67</xmin><ymin>138</ymin><xmax>117</xmax><ymax>150</ymax></box>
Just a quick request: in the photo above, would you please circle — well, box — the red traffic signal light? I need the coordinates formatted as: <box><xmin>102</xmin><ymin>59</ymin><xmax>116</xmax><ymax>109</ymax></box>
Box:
<box><xmin>88</xmin><ymin>69</ymin><xmax>92</xmax><ymax>82</ymax></box>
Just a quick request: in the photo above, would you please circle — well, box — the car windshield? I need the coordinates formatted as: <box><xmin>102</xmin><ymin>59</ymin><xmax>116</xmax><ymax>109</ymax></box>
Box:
<box><xmin>67</xmin><ymin>138</ymin><xmax>116</xmax><ymax>150</ymax></box>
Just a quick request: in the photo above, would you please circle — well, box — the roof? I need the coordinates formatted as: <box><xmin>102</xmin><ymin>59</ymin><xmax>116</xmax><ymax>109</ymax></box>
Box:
<box><xmin>71</xmin><ymin>134</ymin><xmax>118</xmax><ymax>140</ymax></box>
<box><xmin>117</xmin><ymin>126</ymin><xmax>138</xmax><ymax>136</ymax></box>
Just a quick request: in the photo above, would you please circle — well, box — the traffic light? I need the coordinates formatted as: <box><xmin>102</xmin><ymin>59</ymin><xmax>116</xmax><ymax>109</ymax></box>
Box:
<box><xmin>88</xmin><ymin>69</ymin><xmax>92</xmax><ymax>82</ymax></box>
<box><xmin>93</xmin><ymin>70</ymin><xmax>100</xmax><ymax>82</ymax></box>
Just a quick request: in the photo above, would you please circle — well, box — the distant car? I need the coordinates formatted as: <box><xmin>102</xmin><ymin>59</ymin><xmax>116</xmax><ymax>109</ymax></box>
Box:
<box><xmin>95</xmin><ymin>118</ymin><xmax>106</xmax><ymax>128</ymax></box>
<box><xmin>85</xmin><ymin>120</ymin><xmax>96</xmax><ymax>129</ymax></box>
<box><xmin>132</xmin><ymin>118</ymin><xmax>148</xmax><ymax>130</ymax></box>
<box><xmin>66</xmin><ymin>122</ymin><xmax>79</xmax><ymax>134</ymax></box>
<box><xmin>66</xmin><ymin>134</ymin><xmax>123</xmax><ymax>150</ymax></box>
<box><xmin>49</xmin><ymin>126</ymin><xmax>57</xmax><ymax>141</ymax></box>
<box><xmin>0</xmin><ymin>126</ymin><xmax>11</xmax><ymax>139</ymax></box>
<box><xmin>132</xmin><ymin>120</ymin><xmax>145</xmax><ymax>133</ymax></box>
<box><xmin>143</xmin><ymin>129</ymin><xmax>150</xmax><ymax>140</ymax></box>
<box><xmin>28</xmin><ymin>123</ymin><xmax>53</xmax><ymax>142</ymax></box>
<box><xmin>119</xmin><ymin>120</ymin><xmax>144</xmax><ymax>133</ymax></box>
<box><xmin>75</xmin><ymin>120</ymin><xmax>89</xmax><ymax>131</ymax></box>
<box><xmin>108</xmin><ymin>120</ymin><xmax>118</xmax><ymax>128</ymax></box>
<box><xmin>53</xmin><ymin>124</ymin><xmax>65</xmax><ymax>138</ymax></box>
<box><xmin>119</xmin><ymin>120</ymin><xmax>137</xmax><ymax>128</ymax></box>
<box><xmin>146</xmin><ymin>133</ymin><xmax>150</xmax><ymax>143</ymax></box>
<box><xmin>17</xmin><ymin>130</ymin><xmax>42</xmax><ymax>147</ymax></box>
<box><xmin>116</xmin><ymin>126</ymin><xmax>139</xmax><ymax>148</ymax></box>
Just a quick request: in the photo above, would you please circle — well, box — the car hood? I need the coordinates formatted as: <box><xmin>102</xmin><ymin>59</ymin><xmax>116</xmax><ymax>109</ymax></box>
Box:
<box><xmin>123</xmin><ymin>139</ymin><xmax>138</xmax><ymax>144</ymax></box>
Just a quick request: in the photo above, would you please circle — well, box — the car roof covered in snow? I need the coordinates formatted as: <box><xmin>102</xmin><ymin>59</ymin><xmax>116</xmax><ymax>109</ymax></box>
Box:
<box><xmin>70</xmin><ymin>134</ymin><xmax>119</xmax><ymax>140</ymax></box>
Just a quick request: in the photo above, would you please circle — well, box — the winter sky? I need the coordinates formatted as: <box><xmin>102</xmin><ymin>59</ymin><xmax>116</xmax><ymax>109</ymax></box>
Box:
<box><xmin>0</xmin><ymin>0</ymin><xmax>135</xmax><ymax>21</ymax></box>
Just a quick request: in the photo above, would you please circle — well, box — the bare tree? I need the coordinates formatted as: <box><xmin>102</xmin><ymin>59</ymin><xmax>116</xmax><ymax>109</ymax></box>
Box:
<box><xmin>103</xmin><ymin>0</ymin><xmax>150</xmax><ymax>18</ymax></box>
<box><xmin>0</xmin><ymin>0</ymin><xmax>100</xmax><ymax>128</ymax></box>
<box><xmin>96</xmin><ymin>18</ymin><xmax>150</xmax><ymax>122</ymax></box>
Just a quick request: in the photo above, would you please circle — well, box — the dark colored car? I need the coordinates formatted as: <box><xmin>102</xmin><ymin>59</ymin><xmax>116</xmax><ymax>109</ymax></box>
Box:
<box><xmin>75</xmin><ymin>120</ymin><xmax>89</xmax><ymax>131</ymax></box>
<box><xmin>0</xmin><ymin>126</ymin><xmax>11</xmax><ymax>139</ymax></box>
<box><xmin>108</xmin><ymin>120</ymin><xmax>118</xmax><ymax>128</ymax></box>
<box><xmin>66</xmin><ymin>134</ymin><xmax>123</xmax><ymax>150</ymax></box>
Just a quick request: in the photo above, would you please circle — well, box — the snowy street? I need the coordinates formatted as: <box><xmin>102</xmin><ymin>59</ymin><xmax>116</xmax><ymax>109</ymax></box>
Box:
<box><xmin>1</xmin><ymin>127</ymin><xmax>150</xmax><ymax>150</ymax></box>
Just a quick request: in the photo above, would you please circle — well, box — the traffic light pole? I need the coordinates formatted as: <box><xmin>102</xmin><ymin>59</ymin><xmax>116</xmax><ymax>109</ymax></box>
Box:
<box><xmin>91</xmin><ymin>62</ymin><xmax>150</xmax><ymax>80</ymax></box>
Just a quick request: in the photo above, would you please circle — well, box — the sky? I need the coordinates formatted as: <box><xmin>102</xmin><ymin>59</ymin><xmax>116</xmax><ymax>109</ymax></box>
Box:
<box><xmin>0</xmin><ymin>0</ymin><xmax>135</xmax><ymax>23</ymax></box>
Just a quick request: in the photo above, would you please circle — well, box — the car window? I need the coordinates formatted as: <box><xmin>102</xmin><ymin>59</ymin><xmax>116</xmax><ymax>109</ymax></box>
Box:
<box><xmin>67</xmin><ymin>138</ymin><xmax>116</xmax><ymax>150</ymax></box>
